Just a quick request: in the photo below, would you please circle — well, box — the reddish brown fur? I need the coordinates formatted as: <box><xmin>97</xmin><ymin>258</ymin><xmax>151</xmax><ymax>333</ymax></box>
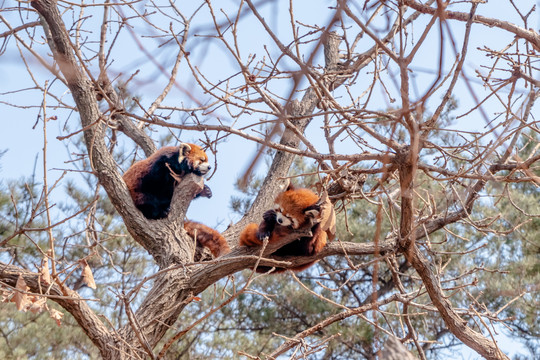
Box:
<box><xmin>274</xmin><ymin>188</ymin><xmax>319</xmax><ymax>225</ymax></box>
<box><xmin>123</xmin><ymin>146</ymin><xmax>185</xmax><ymax>194</ymax></box>
<box><xmin>178</xmin><ymin>143</ymin><xmax>209</xmax><ymax>174</ymax></box>
<box><xmin>239</xmin><ymin>223</ymin><xmax>261</xmax><ymax>247</ymax></box>
<box><xmin>123</xmin><ymin>144</ymin><xmax>208</xmax><ymax>196</ymax></box>
<box><xmin>184</xmin><ymin>220</ymin><xmax>230</xmax><ymax>257</ymax></box>
<box><xmin>239</xmin><ymin>186</ymin><xmax>329</xmax><ymax>272</ymax></box>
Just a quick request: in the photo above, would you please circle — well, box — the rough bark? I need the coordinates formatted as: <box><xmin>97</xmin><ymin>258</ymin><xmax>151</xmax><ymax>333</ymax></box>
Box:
<box><xmin>380</xmin><ymin>336</ymin><xmax>417</xmax><ymax>360</ymax></box>
<box><xmin>29</xmin><ymin>0</ymin><xmax>211</xmax><ymax>357</ymax></box>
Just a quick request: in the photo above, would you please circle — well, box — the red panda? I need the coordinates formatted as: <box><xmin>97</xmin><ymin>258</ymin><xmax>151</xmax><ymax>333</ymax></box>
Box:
<box><xmin>123</xmin><ymin>143</ymin><xmax>211</xmax><ymax>219</ymax></box>
<box><xmin>123</xmin><ymin>143</ymin><xmax>229</xmax><ymax>257</ymax></box>
<box><xmin>239</xmin><ymin>184</ymin><xmax>331</xmax><ymax>272</ymax></box>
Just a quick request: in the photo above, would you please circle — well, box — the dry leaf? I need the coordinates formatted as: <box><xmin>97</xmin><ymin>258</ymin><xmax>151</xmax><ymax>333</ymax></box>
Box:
<box><xmin>48</xmin><ymin>308</ymin><xmax>64</xmax><ymax>326</ymax></box>
<box><xmin>318</xmin><ymin>191</ymin><xmax>336</xmax><ymax>241</ymax></box>
<box><xmin>79</xmin><ymin>259</ymin><xmax>97</xmax><ymax>289</ymax></box>
<box><xmin>40</xmin><ymin>258</ymin><xmax>51</xmax><ymax>285</ymax></box>
<box><xmin>12</xmin><ymin>274</ymin><xmax>30</xmax><ymax>312</ymax></box>
<box><xmin>28</xmin><ymin>295</ymin><xmax>47</xmax><ymax>314</ymax></box>
<box><xmin>1</xmin><ymin>288</ymin><xmax>12</xmax><ymax>303</ymax></box>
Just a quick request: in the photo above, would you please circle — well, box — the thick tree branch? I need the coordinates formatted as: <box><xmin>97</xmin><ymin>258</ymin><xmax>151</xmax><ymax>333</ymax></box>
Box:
<box><xmin>29</xmin><ymin>1</ymin><xmax>201</xmax><ymax>357</ymax></box>
<box><xmin>12</xmin><ymin>1</ymin><xmax>535</xmax><ymax>359</ymax></box>
<box><xmin>0</xmin><ymin>262</ymin><xmax>114</xmax><ymax>358</ymax></box>
<box><xmin>395</xmin><ymin>94</ymin><xmax>538</xmax><ymax>360</ymax></box>
<box><xmin>29</xmin><ymin>0</ymin><xmax>200</xmax><ymax>266</ymax></box>
<box><xmin>96</xmin><ymin>76</ymin><xmax>157</xmax><ymax>157</ymax></box>
<box><xmin>409</xmin><ymin>247</ymin><xmax>510</xmax><ymax>360</ymax></box>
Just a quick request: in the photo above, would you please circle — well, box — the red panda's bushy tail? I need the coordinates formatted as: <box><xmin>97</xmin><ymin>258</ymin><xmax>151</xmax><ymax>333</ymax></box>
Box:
<box><xmin>184</xmin><ymin>220</ymin><xmax>230</xmax><ymax>257</ymax></box>
<box><xmin>239</xmin><ymin>223</ymin><xmax>262</xmax><ymax>247</ymax></box>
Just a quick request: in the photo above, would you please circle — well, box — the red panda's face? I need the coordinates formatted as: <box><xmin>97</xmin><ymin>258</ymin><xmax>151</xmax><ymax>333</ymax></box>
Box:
<box><xmin>179</xmin><ymin>143</ymin><xmax>211</xmax><ymax>176</ymax></box>
<box><xmin>274</xmin><ymin>204</ymin><xmax>298</xmax><ymax>228</ymax></box>
<box><xmin>274</xmin><ymin>188</ymin><xmax>320</xmax><ymax>229</ymax></box>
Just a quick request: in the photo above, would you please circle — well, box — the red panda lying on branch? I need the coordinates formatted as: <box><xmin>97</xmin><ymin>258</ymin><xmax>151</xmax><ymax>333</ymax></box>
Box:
<box><xmin>240</xmin><ymin>184</ymin><xmax>335</xmax><ymax>272</ymax></box>
<box><xmin>123</xmin><ymin>143</ymin><xmax>230</xmax><ymax>257</ymax></box>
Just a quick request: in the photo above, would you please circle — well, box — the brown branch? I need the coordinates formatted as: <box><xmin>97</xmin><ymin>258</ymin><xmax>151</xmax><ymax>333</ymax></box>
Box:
<box><xmin>29</xmin><ymin>1</ymin><xmax>203</xmax><ymax>357</ymax></box>
<box><xmin>21</xmin><ymin>1</ymin><xmax>536</xmax><ymax>359</ymax></box>
<box><xmin>115</xmin><ymin>115</ymin><xmax>156</xmax><ymax>158</ymax></box>
<box><xmin>0</xmin><ymin>262</ymin><xmax>114</xmax><ymax>357</ymax></box>
<box><xmin>29</xmin><ymin>0</ymin><xmax>199</xmax><ymax>266</ymax></box>
<box><xmin>268</xmin><ymin>292</ymin><xmax>409</xmax><ymax>358</ymax></box>
<box><xmin>409</xmin><ymin>247</ymin><xmax>509</xmax><ymax>360</ymax></box>
<box><xmin>135</xmin><ymin>118</ymin><xmax>391</xmax><ymax>163</ymax></box>
<box><xmin>404</xmin><ymin>0</ymin><xmax>540</xmax><ymax>51</ymax></box>
<box><xmin>424</xmin><ymin>1</ymin><xmax>478</xmax><ymax>129</ymax></box>
<box><xmin>0</xmin><ymin>21</ymin><xmax>40</xmax><ymax>38</ymax></box>
<box><xmin>222</xmin><ymin>13</ymin><xmax>345</xmax><ymax>242</ymax></box>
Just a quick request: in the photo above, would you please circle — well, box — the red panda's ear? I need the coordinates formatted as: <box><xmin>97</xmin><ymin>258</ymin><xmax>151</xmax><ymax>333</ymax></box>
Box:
<box><xmin>179</xmin><ymin>143</ymin><xmax>192</xmax><ymax>157</ymax></box>
<box><xmin>304</xmin><ymin>204</ymin><xmax>321</xmax><ymax>218</ymax></box>
<box><xmin>285</xmin><ymin>181</ymin><xmax>295</xmax><ymax>191</ymax></box>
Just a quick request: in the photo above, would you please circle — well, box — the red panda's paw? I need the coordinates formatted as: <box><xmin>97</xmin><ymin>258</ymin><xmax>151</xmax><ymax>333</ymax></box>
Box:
<box><xmin>239</xmin><ymin>223</ymin><xmax>263</xmax><ymax>247</ymax></box>
<box><xmin>258</xmin><ymin>210</ymin><xmax>277</xmax><ymax>240</ymax></box>
<box><xmin>194</xmin><ymin>184</ymin><xmax>213</xmax><ymax>199</ymax></box>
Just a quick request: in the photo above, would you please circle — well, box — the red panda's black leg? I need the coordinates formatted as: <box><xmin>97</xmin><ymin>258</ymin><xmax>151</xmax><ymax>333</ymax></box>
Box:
<box><xmin>194</xmin><ymin>184</ymin><xmax>212</xmax><ymax>199</ymax></box>
<box><xmin>257</xmin><ymin>209</ymin><xmax>277</xmax><ymax>240</ymax></box>
<box><xmin>136</xmin><ymin>194</ymin><xmax>170</xmax><ymax>219</ymax></box>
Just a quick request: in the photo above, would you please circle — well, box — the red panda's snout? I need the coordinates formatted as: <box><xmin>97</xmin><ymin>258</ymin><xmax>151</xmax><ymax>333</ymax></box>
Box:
<box><xmin>195</xmin><ymin>162</ymin><xmax>211</xmax><ymax>176</ymax></box>
<box><xmin>275</xmin><ymin>212</ymin><xmax>292</xmax><ymax>227</ymax></box>
<box><xmin>181</xmin><ymin>158</ymin><xmax>211</xmax><ymax>176</ymax></box>
<box><xmin>275</xmin><ymin>210</ymin><xmax>301</xmax><ymax>228</ymax></box>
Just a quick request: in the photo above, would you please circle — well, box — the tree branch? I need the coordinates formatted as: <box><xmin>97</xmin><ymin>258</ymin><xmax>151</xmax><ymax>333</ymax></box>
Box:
<box><xmin>404</xmin><ymin>0</ymin><xmax>540</xmax><ymax>51</ymax></box>
<box><xmin>409</xmin><ymin>247</ymin><xmax>510</xmax><ymax>360</ymax></box>
<box><xmin>0</xmin><ymin>262</ymin><xmax>114</xmax><ymax>358</ymax></box>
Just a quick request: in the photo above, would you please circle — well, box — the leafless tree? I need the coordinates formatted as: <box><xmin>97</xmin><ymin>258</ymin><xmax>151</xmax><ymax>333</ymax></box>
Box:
<box><xmin>1</xmin><ymin>0</ymin><xmax>539</xmax><ymax>359</ymax></box>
